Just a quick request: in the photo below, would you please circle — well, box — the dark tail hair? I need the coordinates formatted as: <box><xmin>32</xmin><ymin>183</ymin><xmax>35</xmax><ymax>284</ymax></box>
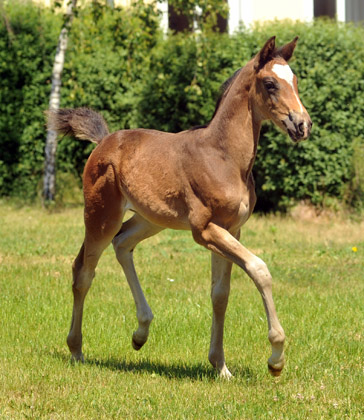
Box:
<box><xmin>46</xmin><ymin>108</ymin><xmax>109</xmax><ymax>144</ymax></box>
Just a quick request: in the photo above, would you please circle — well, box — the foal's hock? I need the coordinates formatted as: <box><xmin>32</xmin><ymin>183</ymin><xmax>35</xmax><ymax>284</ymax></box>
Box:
<box><xmin>48</xmin><ymin>36</ymin><xmax>312</xmax><ymax>378</ymax></box>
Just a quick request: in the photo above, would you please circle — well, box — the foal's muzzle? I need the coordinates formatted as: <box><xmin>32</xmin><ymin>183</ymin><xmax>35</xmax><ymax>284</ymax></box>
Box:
<box><xmin>282</xmin><ymin>112</ymin><xmax>312</xmax><ymax>142</ymax></box>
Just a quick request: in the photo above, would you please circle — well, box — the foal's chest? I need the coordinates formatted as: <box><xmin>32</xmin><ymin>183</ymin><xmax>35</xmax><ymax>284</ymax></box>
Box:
<box><xmin>230</xmin><ymin>180</ymin><xmax>256</xmax><ymax>230</ymax></box>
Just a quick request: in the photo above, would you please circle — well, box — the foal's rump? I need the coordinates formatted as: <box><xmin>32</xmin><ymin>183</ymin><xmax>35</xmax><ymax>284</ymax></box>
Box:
<box><xmin>47</xmin><ymin>108</ymin><xmax>192</xmax><ymax>229</ymax></box>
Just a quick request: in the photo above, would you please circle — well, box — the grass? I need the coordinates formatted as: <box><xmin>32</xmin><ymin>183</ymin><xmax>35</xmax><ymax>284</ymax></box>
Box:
<box><xmin>0</xmin><ymin>201</ymin><xmax>363</xmax><ymax>419</ymax></box>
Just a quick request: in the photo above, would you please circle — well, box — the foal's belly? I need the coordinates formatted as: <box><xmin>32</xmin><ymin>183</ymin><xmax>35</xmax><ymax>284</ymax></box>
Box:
<box><xmin>124</xmin><ymin>196</ymin><xmax>191</xmax><ymax>230</ymax></box>
<box><xmin>123</xmin><ymin>174</ymin><xmax>256</xmax><ymax>233</ymax></box>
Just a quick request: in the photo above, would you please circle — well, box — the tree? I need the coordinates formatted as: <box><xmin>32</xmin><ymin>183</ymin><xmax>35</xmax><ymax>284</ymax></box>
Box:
<box><xmin>43</xmin><ymin>0</ymin><xmax>77</xmax><ymax>203</ymax></box>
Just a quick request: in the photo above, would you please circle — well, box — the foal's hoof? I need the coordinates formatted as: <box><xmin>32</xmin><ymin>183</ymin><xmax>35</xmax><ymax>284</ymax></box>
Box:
<box><xmin>132</xmin><ymin>333</ymin><xmax>146</xmax><ymax>351</ymax></box>
<box><xmin>70</xmin><ymin>352</ymin><xmax>85</xmax><ymax>363</ymax></box>
<box><xmin>132</xmin><ymin>338</ymin><xmax>143</xmax><ymax>351</ymax></box>
<box><xmin>268</xmin><ymin>363</ymin><xmax>283</xmax><ymax>377</ymax></box>
<box><xmin>219</xmin><ymin>366</ymin><xmax>233</xmax><ymax>380</ymax></box>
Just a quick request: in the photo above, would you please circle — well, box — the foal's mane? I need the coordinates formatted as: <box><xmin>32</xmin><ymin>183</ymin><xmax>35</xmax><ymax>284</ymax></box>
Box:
<box><xmin>189</xmin><ymin>45</ymin><xmax>286</xmax><ymax>132</ymax></box>
<box><xmin>210</xmin><ymin>68</ymin><xmax>243</xmax><ymax>120</ymax></box>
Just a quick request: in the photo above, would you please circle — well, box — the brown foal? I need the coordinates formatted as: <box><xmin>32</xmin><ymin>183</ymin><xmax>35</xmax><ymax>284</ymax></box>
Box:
<box><xmin>48</xmin><ymin>36</ymin><xmax>312</xmax><ymax>378</ymax></box>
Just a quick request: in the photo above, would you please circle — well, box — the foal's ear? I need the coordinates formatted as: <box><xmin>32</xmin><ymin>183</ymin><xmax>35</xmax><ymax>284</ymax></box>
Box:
<box><xmin>277</xmin><ymin>36</ymin><xmax>299</xmax><ymax>62</ymax></box>
<box><xmin>254</xmin><ymin>36</ymin><xmax>276</xmax><ymax>71</ymax></box>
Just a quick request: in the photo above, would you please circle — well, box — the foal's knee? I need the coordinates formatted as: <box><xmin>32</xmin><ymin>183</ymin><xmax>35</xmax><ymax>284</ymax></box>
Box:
<box><xmin>72</xmin><ymin>262</ymin><xmax>95</xmax><ymax>293</ymax></box>
<box><xmin>246</xmin><ymin>257</ymin><xmax>272</xmax><ymax>290</ymax></box>
<box><xmin>269</xmin><ymin>327</ymin><xmax>285</xmax><ymax>346</ymax></box>
<box><xmin>112</xmin><ymin>237</ymin><xmax>132</xmax><ymax>267</ymax></box>
<box><xmin>112</xmin><ymin>231</ymin><xmax>132</xmax><ymax>254</ymax></box>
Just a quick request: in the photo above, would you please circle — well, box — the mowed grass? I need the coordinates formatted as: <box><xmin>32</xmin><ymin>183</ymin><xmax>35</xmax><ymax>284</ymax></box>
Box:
<box><xmin>0</xmin><ymin>201</ymin><xmax>363</xmax><ymax>419</ymax></box>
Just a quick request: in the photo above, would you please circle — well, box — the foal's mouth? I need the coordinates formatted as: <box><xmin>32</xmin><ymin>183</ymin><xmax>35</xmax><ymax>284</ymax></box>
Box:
<box><xmin>287</xmin><ymin>129</ymin><xmax>305</xmax><ymax>143</ymax></box>
<box><xmin>282</xmin><ymin>113</ymin><xmax>312</xmax><ymax>143</ymax></box>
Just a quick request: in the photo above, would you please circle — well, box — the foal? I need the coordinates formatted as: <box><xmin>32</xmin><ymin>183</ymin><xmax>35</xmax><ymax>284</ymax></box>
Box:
<box><xmin>48</xmin><ymin>36</ymin><xmax>311</xmax><ymax>377</ymax></box>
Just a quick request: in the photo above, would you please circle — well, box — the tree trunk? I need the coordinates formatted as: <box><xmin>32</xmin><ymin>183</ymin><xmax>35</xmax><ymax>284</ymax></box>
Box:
<box><xmin>0</xmin><ymin>0</ymin><xmax>14</xmax><ymax>43</ymax></box>
<box><xmin>43</xmin><ymin>0</ymin><xmax>77</xmax><ymax>203</ymax></box>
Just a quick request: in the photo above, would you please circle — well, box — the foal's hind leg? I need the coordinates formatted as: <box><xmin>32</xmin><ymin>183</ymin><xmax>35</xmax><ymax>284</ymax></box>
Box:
<box><xmin>112</xmin><ymin>214</ymin><xmax>163</xmax><ymax>350</ymax></box>
<box><xmin>67</xmin><ymin>238</ymin><xmax>110</xmax><ymax>361</ymax></box>
<box><xmin>67</xmin><ymin>167</ymin><xmax>124</xmax><ymax>361</ymax></box>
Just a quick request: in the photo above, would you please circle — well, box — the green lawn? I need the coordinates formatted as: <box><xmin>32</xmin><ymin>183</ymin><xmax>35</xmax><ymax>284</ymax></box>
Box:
<box><xmin>0</xmin><ymin>202</ymin><xmax>363</xmax><ymax>419</ymax></box>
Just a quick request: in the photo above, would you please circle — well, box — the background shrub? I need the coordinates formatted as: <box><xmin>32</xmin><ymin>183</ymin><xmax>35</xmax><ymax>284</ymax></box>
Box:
<box><xmin>0</xmin><ymin>1</ymin><xmax>61</xmax><ymax>198</ymax></box>
<box><xmin>57</xmin><ymin>0</ymin><xmax>161</xmax><ymax>186</ymax></box>
<box><xmin>0</xmin><ymin>0</ymin><xmax>161</xmax><ymax>199</ymax></box>
<box><xmin>1</xmin><ymin>1</ymin><xmax>364</xmax><ymax>211</ymax></box>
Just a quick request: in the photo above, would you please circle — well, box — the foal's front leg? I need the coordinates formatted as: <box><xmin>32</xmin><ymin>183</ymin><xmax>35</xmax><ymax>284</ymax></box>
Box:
<box><xmin>209</xmin><ymin>252</ymin><xmax>234</xmax><ymax>378</ymax></box>
<box><xmin>195</xmin><ymin>222</ymin><xmax>285</xmax><ymax>376</ymax></box>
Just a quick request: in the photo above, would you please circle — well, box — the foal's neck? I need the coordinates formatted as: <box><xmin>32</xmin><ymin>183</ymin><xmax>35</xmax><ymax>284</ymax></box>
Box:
<box><xmin>207</xmin><ymin>64</ymin><xmax>262</xmax><ymax>180</ymax></box>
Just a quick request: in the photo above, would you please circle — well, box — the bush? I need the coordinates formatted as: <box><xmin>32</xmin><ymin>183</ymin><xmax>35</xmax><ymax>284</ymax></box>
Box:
<box><xmin>344</xmin><ymin>137</ymin><xmax>364</xmax><ymax>210</ymax></box>
<box><xmin>55</xmin><ymin>0</ymin><xmax>161</xmax><ymax>186</ymax></box>
<box><xmin>1</xmin><ymin>2</ymin><xmax>364</xmax><ymax>211</ymax></box>
<box><xmin>135</xmin><ymin>29</ymin><xmax>264</xmax><ymax>131</ymax></box>
<box><xmin>0</xmin><ymin>0</ymin><xmax>61</xmax><ymax>199</ymax></box>
<box><xmin>0</xmin><ymin>0</ymin><xmax>161</xmax><ymax>200</ymax></box>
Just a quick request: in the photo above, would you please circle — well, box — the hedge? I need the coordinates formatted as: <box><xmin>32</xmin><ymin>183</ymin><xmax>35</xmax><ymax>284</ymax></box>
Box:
<box><xmin>0</xmin><ymin>1</ymin><xmax>62</xmax><ymax>197</ymax></box>
<box><xmin>1</xmin><ymin>1</ymin><xmax>364</xmax><ymax>210</ymax></box>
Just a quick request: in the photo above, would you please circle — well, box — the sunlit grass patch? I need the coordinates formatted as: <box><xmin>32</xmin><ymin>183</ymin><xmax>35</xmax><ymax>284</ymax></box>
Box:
<box><xmin>0</xmin><ymin>203</ymin><xmax>363</xmax><ymax>419</ymax></box>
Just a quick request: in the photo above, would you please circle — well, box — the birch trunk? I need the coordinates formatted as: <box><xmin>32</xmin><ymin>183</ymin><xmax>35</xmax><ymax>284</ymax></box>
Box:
<box><xmin>0</xmin><ymin>0</ymin><xmax>14</xmax><ymax>42</ymax></box>
<box><xmin>43</xmin><ymin>0</ymin><xmax>77</xmax><ymax>203</ymax></box>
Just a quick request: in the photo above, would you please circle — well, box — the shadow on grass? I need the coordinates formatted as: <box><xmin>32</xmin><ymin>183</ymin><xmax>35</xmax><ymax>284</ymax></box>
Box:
<box><xmin>51</xmin><ymin>350</ymin><xmax>256</xmax><ymax>382</ymax></box>
<box><xmin>88</xmin><ymin>357</ymin><xmax>257</xmax><ymax>383</ymax></box>
<box><xmin>88</xmin><ymin>357</ymin><xmax>217</xmax><ymax>381</ymax></box>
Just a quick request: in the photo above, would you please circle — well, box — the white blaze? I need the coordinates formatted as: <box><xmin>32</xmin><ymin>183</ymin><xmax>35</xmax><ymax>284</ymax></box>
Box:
<box><xmin>272</xmin><ymin>64</ymin><xmax>303</xmax><ymax>113</ymax></box>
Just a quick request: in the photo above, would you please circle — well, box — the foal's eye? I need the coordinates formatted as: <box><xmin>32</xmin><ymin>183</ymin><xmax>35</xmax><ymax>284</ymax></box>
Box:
<box><xmin>264</xmin><ymin>81</ymin><xmax>277</xmax><ymax>92</ymax></box>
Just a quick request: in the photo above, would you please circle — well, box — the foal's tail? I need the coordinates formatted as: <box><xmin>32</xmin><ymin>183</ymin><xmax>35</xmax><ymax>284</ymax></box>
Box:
<box><xmin>46</xmin><ymin>108</ymin><xmax>109</xmax><ymax>144</ymax></box>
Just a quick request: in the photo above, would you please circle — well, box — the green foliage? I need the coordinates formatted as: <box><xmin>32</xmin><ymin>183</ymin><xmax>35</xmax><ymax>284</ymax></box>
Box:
<box><xmin>344</xmin><ymin>137</ymin><xmax>364</xmax><ymax>210</ymax></box>
<box><xmin>58</xmin><ymin>0</ymin><xmax>161</xmax><ymax>178</ymax></box>
<box><xmin>0</xmin><ymin>0</ymin><xmax>161</xmax><ymax>200</ymax></box>
<box><xmin>1</xmin><ymin>2</ymin><xmax>364</xmax><ymax>211</ymax></box>
<box><xmin>136</xmin><ymin>33</ymin><xmax>238</xmax><ymax>131</ymax></box>
<box><xmin>136</xmin><ymin>30</ymin><xmax>261</xmax><ymax>132</ymax></box>
<box><xmin>0</xmin><ymin>0</ymin><xmax>62</xmax><ymax>199</ymax></box>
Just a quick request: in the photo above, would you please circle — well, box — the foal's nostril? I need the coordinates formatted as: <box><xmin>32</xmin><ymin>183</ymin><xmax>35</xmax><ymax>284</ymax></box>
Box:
<box><xmin>298</xmin><ymin>122</ymin><xmax>304</xmax><ymax>136</ymax></box>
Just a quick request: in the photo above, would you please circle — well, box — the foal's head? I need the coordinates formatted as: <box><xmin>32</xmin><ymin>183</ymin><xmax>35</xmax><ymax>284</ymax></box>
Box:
<box><xmin>252</xmin><ymin>36</ymin><xmax>312</xmax><ymax>142</ymax></box>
